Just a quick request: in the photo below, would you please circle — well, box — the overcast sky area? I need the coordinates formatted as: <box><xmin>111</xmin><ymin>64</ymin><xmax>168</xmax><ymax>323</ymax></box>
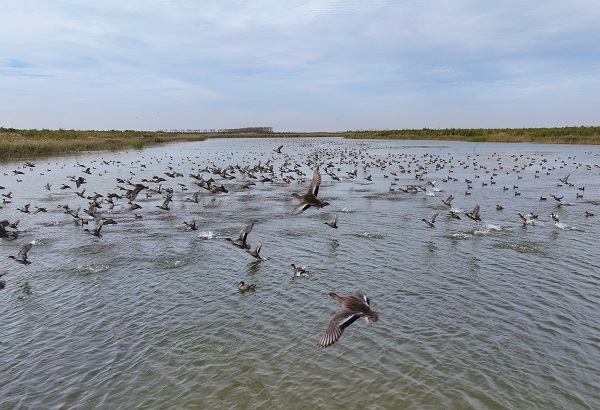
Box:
<box><xmin>1</xmin><ymin>0</ymin><xmax>599</xmax><ymax>132</ymax></box>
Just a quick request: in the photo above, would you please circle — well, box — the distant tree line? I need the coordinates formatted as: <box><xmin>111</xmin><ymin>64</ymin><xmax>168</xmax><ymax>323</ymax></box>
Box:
<box><xmin>160</xmin><ymin>127</ymin><xmax>273</xmax><ymax>134</ymax></box>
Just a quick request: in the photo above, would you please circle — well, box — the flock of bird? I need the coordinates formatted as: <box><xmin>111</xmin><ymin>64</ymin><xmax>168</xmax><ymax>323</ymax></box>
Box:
<box><xmin>0</xmin><ymin>142</ymin><xmax>382</xmax><ymax>348</ymax></box>
<box><xmin>1</xmin><ymin>139</ymin><xmax>598</xmax><ymax>347</ymax></box>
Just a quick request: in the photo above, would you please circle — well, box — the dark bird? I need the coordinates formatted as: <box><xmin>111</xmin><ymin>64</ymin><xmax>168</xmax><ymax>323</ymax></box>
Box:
<box><xmin>325</xmin><ymin>214</ymin><xmax>338</xmax><ymax>229</ymax></box>
<box><xmin>550</xmin><ymin>213</ymin><xmax>560</xmax><ymax>223</ymax></box>
<box><xmin>550</xmin><ymin>194</ymin><xmax>563</xmax><ymax>203</ymax></box>
<box><xmin>84</xmin><ymin>218</ymin><xmax>104</xmax><ymax>237</ymax></box>
<box><xmin>449</xmin><ymin>210</ymin><xmax>461</xmax><ymax>220</ymax></box>
<box><xmin>317</xmin><ymin>292</ymin><xmax>379</xmax><ymax>348</ymax></box>
<box><xmin>156</xmin><ymin>193</ymin><xmax>173</xmax><ymax>211</ymax></box>
<box><xmin>128</xmin><ymin>183</ymin><xmax>147</xmax><ymax>202</ymax></box>
<box><xmin>247</xmin><ymin>241</ymin><xmax>263</xmax><ymax>260</ymax></box>
<box><xmin>238</xmin><ymin>281</ymin><xmax>256</xmax><ymax>292</ymax></box>
<box><xmin>465</xmin><ymin>204</ymin><xmax>481</xmax><ymax>222</ymax></box>
<box><xmin>292</xmin><ymin>168</ymin><xmax>330</xmax><ymax>215</ymax></box>
<box><xmin>422</xmin><ymin>212</ymin><xmax>439</xmax><ymax>228</ymax></box>
<box><xmin>9</xmin><ymin>243</ymin><xmax>32</xmax><ymax>265</ymax></box>
<box><xmin>184</xmin><ymin>221</ymin><xmax>198</xmax><ymax>231</ymax></box>
<box><xmin>442</xmin><ymin>195</ymin><xmax>454</xmax><ymax>207</ymax></box>
<box><xmin>17</xmin><ymin>204</ymin><xmax>30</xmax><ymax>213</ymax></box>
<box><xmin>291</xmin><ymin>263</ymin><xmax>310</xmax><ymax>277</ymax></box>
<box><xmin>226</xmin><ymin>221</ymin><xmax>255</xmax><ymax>249</ymax></box>
<box><xmin>496</xmin><ymin>205</ymin><xmax>504</xmax><ymax>211</ymax></box>
<box><xmin>185</xmin><ymin>191</ymin><xmax>200</xmax><ymax>203</ymax></box>
<box><xmin>273</xmin><ymin>145</ymin><xmax>283</xmax><ymax>154</ymax></box>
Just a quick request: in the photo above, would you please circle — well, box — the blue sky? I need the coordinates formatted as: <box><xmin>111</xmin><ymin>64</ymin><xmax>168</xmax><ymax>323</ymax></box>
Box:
<box><xmin>1</xmin><ymin>0</ymin><xmax>599</xmax><ymax>132</ymax></box>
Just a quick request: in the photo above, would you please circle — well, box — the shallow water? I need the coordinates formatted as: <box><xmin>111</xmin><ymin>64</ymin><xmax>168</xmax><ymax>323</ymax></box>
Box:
<box><xmin>1</xmin><ymin>138</ymin><xmax>599</xmax><ymax>409</ymax></box>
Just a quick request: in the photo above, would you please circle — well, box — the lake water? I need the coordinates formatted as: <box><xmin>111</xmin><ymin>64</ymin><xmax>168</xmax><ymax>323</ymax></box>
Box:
<box><xmin>1</xmin><ymin>137</ymin><xmax>599</xmax><ymax>409</ymax></box>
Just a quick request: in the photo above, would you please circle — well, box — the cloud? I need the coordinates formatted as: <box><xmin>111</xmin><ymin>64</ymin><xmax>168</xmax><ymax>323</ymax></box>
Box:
<box><xmin>0</xmin><ymin>0</ymin><xmax>599</xmax><ymax>131</ymax></box>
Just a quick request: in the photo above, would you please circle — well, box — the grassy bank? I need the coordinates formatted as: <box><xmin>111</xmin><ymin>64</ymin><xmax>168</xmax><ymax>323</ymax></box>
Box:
<box><xmin>0</xmin><ymin>128</ymin><xmax>206</xmax><ymax>162</ymax></box>
<box><xmin>2</xmin><ymin>126</ymin><xmax>599</xmax><ymax>162</ymax></box>
<box><xmin>341</xmin><ymin>126</ymin><xmax>600</xmax><ymax>144</ymax></box>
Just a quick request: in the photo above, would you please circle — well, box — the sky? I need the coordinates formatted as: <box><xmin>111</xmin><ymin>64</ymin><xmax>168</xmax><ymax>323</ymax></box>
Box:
<box><xmin>1</xmin><ymin>0</ymin><xmax>599</xmax><ymax>132</ymax></box>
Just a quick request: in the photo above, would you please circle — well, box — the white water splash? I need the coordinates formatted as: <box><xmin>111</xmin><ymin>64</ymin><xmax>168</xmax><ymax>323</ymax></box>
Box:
<box><xmin>198</xmin><ymin>230</ymin><xmax>215</xmax><ymax>239</ymax></box>
<box><xmin>76</xmin><ymin>264</ymin><xmax>110</xmax><ymax>274</ymax></box>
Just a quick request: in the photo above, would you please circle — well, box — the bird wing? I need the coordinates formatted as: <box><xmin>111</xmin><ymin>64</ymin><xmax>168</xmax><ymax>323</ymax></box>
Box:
<box><xmin>292</xmin><ymin>203</ymin><xmax>312</xmax><ymax>215</ymax></box>
<box><xmin>18</xmin><ymin>243</ymin><xmax>33</xmax><ymax>259</ymax></box>
<box><xmin>318</xmin><ymin>309</ymin><xmax>360</xmax><ymax>348</ymax></box>
<box><xmin>308</xmin><ymin>169</ymin><xmax>321</xmax><ymax>197</ymax></box>
<box><xmin>238</xmin><ymin>221</ymin><xmax>254</xmax><ymax>242</ymax></box>
<box><xmin>431</xmin><ymin>212</ymin><xmax>439</xmax><ymax>223</ymax></box>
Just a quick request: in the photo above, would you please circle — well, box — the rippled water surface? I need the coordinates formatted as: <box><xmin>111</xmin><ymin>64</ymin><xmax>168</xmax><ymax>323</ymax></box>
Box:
<box><xmin>1</xmin><ymin>138</ymin><xmax>599</xmax><ymax>409</ymax></box>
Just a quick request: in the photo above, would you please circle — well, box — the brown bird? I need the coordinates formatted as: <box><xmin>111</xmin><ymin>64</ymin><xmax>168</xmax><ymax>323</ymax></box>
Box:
<box><xmin>226</xmin><ymin>221</ymin><xmax>255</xmax><ymax>249</ymax></box>
<box><xmin>292</xmin><ymin>168</ymin><xmax>330</xmax><ymax>215</ymax></box>
<box><xmin>247</xmin><ymin>241</ymin><xmax>263</xmax><ymax>260</ymax></box>
<box><xmin>465</xmin><ymin>204</ymin><xmax>481</xmax><ymax>222</ymax></box>
<box><xmin>324</xmin><ymin>214</ymin><xmax>338</xmax><ymax>229</ymax></box>
<box><xmin>9</xmin><ymin>243</ymin><xmax>32</xmax><ymax>265</ymax></box>
<box><xmin>238</xmin><ymin>281</ymin><xmax>256</xmax><ymax>292</ymax></box>
<box><xmin>318</xmin><ymin>292</ymin><xmax>379</xmax><ymax>348</ymax></box>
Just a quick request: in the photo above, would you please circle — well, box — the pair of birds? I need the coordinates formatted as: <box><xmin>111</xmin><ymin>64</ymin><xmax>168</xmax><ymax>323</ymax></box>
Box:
<box><xmin>242</xmin><ymin>165</ymin><xmax>375</xmax><ymax>347</ymax></box>
<box><xmin>227</xmin><ymin>221</ymin><xmax>263</xmax><ymax>260</ymax></box>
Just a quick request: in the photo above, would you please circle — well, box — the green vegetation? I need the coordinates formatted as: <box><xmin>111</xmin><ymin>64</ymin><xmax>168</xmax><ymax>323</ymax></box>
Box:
<box><xmin>1</xmin><ymin>126</ymin><xmax>599</xmax><ymax>162</ymax></box>
<box><xmin>341</xmin><ymin>126</ymin><xmax>600</xmax><ymax>144</ymax></box>
<box><xmin>0</xmin><ymin>128</ymin><xmax>206</xmax><ymax>162</ymax></box>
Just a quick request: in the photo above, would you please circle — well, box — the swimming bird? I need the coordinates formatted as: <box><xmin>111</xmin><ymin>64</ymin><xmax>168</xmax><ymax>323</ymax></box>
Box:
<box><xmin>496</xmin><ymin>205</ymin><xmax>504</xmax><ymax>211</ymax></box>
<box><xmin>585</xmin><ymin>211</ymin><xmax>594</xmax><ymax>217</ymax></box>
<box><xmin>0</xmin><ymin>272</ymin><xmax>6</xmax><ymax>290</ymax></box>
<box><xmin>325</xmin><ymin>214</ymin><xmax>338</xmax><ymax>229</ymax></box>
<box><xmin>238</xmin><ymin>281</ymin><xmax>256</xmax><ymax>292</ymax></box>
<box><xmin>422</xmin><ymin>212</ymin><xmax>439</xmax><ymax>228</ymax></box>
<box><xmin>184</xmin><ymin>221</ymin><xmax>198</xmax><ymax>231</ymax></box>
<box><xmin>317</xmin><ymin>292</ymin><xmax>379</xmax><ymax>348</ymax></box>
<box><xmin>247</xmin><ymin>241</ymin><xmax>263</xmax><ymax>260</ymax></box>
<box><xmin>291</xmin><ymin>263</ymin><xmax>309</xmax><ymax>277</ymax></box>
<box><xmin>226</xmin><ymin>221</ymin><xmax>255</xmax><ymax>249</ymax></box>
<box><xmin>9</xmin><ymin>243</ymin><xmax>32</xmax><ymax>265</ymax></box>
<box><xmin>550</xmin><ymin>213</ymin><xmax>560</xmax><ymax>223</ymax></box>
<box><xmin>292</xmin><ymin>168</ymin><xmax>330</xmax><ymax>215</ymax></box>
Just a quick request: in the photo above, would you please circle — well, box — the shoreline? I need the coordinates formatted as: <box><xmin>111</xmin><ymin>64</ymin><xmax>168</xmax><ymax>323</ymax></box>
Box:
<box><xmin>1</xmin><ymin>126</ymin><xmax>599</xmax><ymax>161</ymax></box>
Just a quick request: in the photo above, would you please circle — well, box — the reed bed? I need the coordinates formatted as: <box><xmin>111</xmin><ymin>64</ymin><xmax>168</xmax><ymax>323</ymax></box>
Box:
<box><xmin>0</xmin><ymin>128</ymin><xmax>205</xmax><ymax>162</ymax></box>
<box><xmin>342</xmin><ymin>126</ymin><xmax>600</xmax><ymax>144</ymax></box>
